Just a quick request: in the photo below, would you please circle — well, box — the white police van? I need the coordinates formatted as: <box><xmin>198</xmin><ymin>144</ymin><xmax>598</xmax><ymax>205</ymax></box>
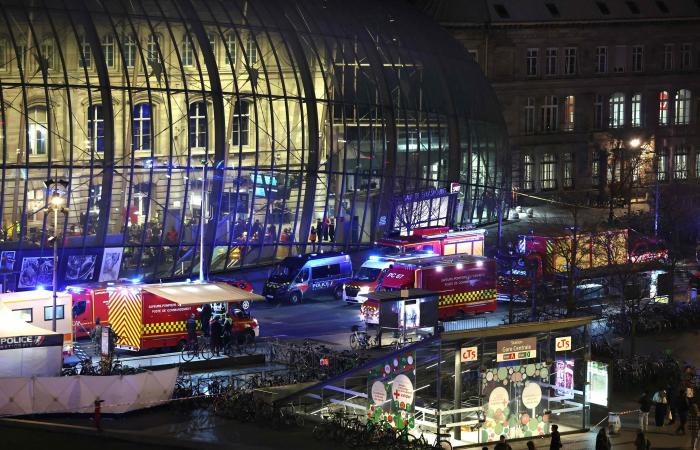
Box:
<box><xmin>263</xmin><ymin>252</ymin><xmax>353</xmax><ymax>305</ymax></box>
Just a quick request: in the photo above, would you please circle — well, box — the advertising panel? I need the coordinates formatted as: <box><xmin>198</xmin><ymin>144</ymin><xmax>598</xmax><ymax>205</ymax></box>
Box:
<box><xmin>367</xmin><ymin>350</ymin><xmax>416</xmax><ymax>430</ymax></box>
<box><xmin>65</xmin><ymin>255</ymin><xmax>97</xmax><ymax>281</ymax></box>
<box><xmin>99</xmin><ymin>248</ymin><xmax>123</xmax><ymax>282</ymax></box>
<box><xmin>587</xmin><ymin>361</ymin><xmax>609</xmax><ymax>407</ymax></box>
<box><xmin>497</xmin><ymin>337</ymin><xmax>537</xmax><ymax>362</ymax></box>
<box><xmin>554</xmin><ymin>360</ymin><xmax>575</xmax><ymax>398</ymax></box>
<box><xmin>18</xmin><ymin>257</ymin><xmax>53</xmax><ymax>289</ymax></box>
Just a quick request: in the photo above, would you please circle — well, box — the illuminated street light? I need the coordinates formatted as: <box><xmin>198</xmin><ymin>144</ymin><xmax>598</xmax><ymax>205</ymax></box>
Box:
<box><xmin>629</xmin><ymin>137</ymin><xmax>642</xmax><ymax>148</ymax></box>
<box><xmin>43</xmin><ymin>179</ymin><xmax>69</xmax><ymax>332</ymax></box>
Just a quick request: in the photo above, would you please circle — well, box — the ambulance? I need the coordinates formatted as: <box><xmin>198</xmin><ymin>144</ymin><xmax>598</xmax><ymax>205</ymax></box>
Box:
<box><xmin>360</xmin><ymin>254</ymin><xmax>497</xmax><ymax>325</ymax></box>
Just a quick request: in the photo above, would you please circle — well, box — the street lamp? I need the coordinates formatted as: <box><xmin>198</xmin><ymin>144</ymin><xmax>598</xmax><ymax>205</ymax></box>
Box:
<box><xmin>44</xmin><ymin>179</ymin><xmax>69</xmax><ymax>332</ymax></box>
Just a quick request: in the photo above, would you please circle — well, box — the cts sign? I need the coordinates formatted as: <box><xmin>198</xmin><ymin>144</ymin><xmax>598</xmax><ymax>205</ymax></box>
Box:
<box><xmin>460</xmin><ymin>346</ymin><xmax>478</xmax><ymax>362</ymax></box>
<box><xmin>555</xmin><ymin>336</ymin><xmax>572</xmax><ymax>352</ymax></box>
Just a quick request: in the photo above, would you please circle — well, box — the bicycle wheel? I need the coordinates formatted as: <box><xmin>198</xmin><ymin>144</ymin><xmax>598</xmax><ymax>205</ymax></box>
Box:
<box><xmin>350</xmin><ymin>333</ymin><xmax>359</xmax><ymax>350</ymax></box>
<box><xmin>436</xmin><ymin>439</ymin><xmax>452</xmax><ymax>450</ymax></box>
<box><xmin>200</xmin><ymin>343</ymin><xmax>213</xmax><ymax>360</ymax></box>
<box><xmin>182</xmin><ymin>344</ymin><xmax>196</xmax><ymax>362</ymax></box>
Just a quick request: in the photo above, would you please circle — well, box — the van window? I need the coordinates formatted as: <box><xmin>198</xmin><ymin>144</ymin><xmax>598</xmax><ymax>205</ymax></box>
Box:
<box><xmin>13</xmin><ymin>308</ymin><xmax>33</xmax><ymax>323</ymax></box>
<box><xmin>296</xmin><ymin>268</ymin><xmax>309</xmax><ymax>283</ymax></box>
<box><xmin>312</xmin><ymin>264</ymin><xmax>340</xmax><ymax>279</ymax></box>
<box><xmin>44</xmin><ymin>305</ymin><xmax>65</xmax><ymax>321</ymax></box>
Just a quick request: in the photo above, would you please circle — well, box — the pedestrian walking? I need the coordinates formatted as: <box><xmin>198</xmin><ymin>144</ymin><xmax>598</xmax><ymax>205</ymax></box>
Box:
<box><xmin>526</xmin><ymin>441</ymin><xmax>536</xmax><ymax>450</ymax></box>
<box><xmin>639</xmin><ymin>391</ymin><xmax>652</xmax><ymax>432</ymax></box>
<box><xmin>595</xmin><ymin>427</ymin><xmax>611</xmax><ymax>450</ymax></box>
<box><xmin>309</xmin><ymin>226</ymin><xmax>317</xmax><ymax>243</ymax></box>
<box><xmin>667</xmin><ymin>385</ymin><xmax>676</xmax><ymax>425</ymax></box>
<box><xmin>549</xmin><ymin>424</ymin><xmax>562</xmax><ymax>450</ymax></box>
<box><xmin>689</xmin><ymin>403</ymin><xmax>700</xmax><ymax>450</ymax></box>
<box><xmin>677</xmin><ymin>388</ymin><xmax>690</xmax><ymax>434</ymax></box>
<box><xmin>494</xmin><ymin>434</ymin><xmax>512</xmax><ymax>450</ymax></box>
<box><xmin>634</xmin><ymin>430</ymin><xmax>650</xmax><ymax>450</ymax></box>
<box><xmin>652</xmin><ymin>389</ymin><xmax>668</xmax><ymax>427</ymax></box>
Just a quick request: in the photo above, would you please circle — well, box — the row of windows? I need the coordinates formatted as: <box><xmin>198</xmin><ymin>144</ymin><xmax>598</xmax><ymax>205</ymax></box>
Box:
<box><xmin>25</xmin><ymin>100</ymin><xmax>251</xmax><ymax>155</ymax></box>
<box><xmin>525</xmin><ymin>43</ymin><xmax>695</xmax><ymax>77</ymax></box>
<box><xmin>521</xmin><ymin>146</ymin><xmax>699</xmax><ymax>191</ymax></box>
<box><xmin>12</xmin><ymin>305</ymin><xmax>64</xmax><ymax>323</ymax></box>
<box><xmin>0</xmin><ymin>31</ymin><xmax>258</xmax><ymax>72</ymax></box>
<box><xmin>522</xmin><ymin>89</ymin><xmax>693</xmax><ymax>134</ymax></box>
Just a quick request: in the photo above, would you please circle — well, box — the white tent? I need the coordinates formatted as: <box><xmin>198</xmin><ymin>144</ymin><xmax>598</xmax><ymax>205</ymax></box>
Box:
<box><xmin>0</xmin><ymin>303</ymin><xmax>63</xmax><ymax>377</ymax></box>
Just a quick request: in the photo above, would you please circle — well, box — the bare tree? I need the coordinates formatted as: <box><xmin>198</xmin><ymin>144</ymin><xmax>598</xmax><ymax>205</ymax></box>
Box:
<box><xmin>602</xmin><ymin>139</ymin><xmax>654</xmax><ymax>222</ymax></box>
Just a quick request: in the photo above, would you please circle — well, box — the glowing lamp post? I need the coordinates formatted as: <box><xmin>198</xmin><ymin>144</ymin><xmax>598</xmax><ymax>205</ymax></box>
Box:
<box><xmin>44</xmin><ymin>179</ymin><xmax>69</xmax><ymax>332</ymax></box>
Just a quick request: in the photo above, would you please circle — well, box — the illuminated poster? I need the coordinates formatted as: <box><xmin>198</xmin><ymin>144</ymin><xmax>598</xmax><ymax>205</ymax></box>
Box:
<box><xmin>555</xmin><ymin>360</ymin><xmax>575</xmax><ymax>399</ymax></box>
<box><xmin>65</xmin><ymin>255</ymin><xmax>96</xmax><ymax>281</ymax></box>
<box><xmin>481</xmin><ymin>362</ymin><xmax>551</xmax><ymax>441</ymax></box>
<box><xmin>18</xmin><ymin>257</ymin><xmax>53</xmax><ymax>288</ymax></box>
<box><xmin>587</xmin><ymin>361</ymin><xmax>609</xmax><ymax>407</ymax></box>
<box><xmin>367</xmin><ymin>350</ymin><xmax>416</xmax><ymax>430</ymax></box>
<box><xmin>99</xmin><ymin>248</ymin><xmax>123</xmax><ymax>282</ymax></box>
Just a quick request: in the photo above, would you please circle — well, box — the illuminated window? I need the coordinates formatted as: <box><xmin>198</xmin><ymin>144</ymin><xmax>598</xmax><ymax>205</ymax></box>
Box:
<box><xmin>13</xmin><ymin>308</ymin><xmax>32</xmax><ymax>322</ymax></box>
<box><xmin>674</xmin><ymin>89</ymin><xmax>691</xmax><ymax>125</ymax></box>
<box><xmin>232</xmin><ymin>100</ymin><xmax>250</xmax><ymax>146</ymax></box>
<box><xmin>631</xmin><ymin>93</ymin><xmax>642</xmax><ymax>127</ymax></box>
<box><xmin>674</xmin><ymin>145</ymin><xmax>688</xmax><ymax>179</ymax></box>
<box><xmin>541</xmin><ymin>95</ymin><xmax>558</xmax><ymax>132</ymax></box>
<box><xmin>541</xmin><ymin>153</ymin><xmax>557</xmax><ymax>190</ymax></box>
<box><xmin>595</xmin><ymin>46</ymin><xmax>608</xmax><ymax>73</ymax></box>
<box><xmin>524</xmin><ymin>97</ymin><xmax>535</xmax><ymax>134</ymax></box>
<box><xmin>592</xmin><ymin>157</ymin><xmax>600</xmax><ymax>187</ymax></box>
<box><xmin>102</xmin><ymin>34</ymin><xmax>114</xmax><ymax>68</ymax></box>
<box><xmin>657</xmin><ymin>148</ymin><xmax>668</xmax><ymax>181</ymax></box>
<box><xmin>658</xmin><ymin>91</ymin><xmax>669</xmax><ymax>125</ymax></box>
<box><xmin>522</xmin><ymin>154</ymin><xmax>534</xmax><ymax>190</ymax></box>
<box><xmin>79</xmin><ymin>35</ymin><xmax>91</xmax><ymax>68</ymax></box>
<box><xmin>609</xmin><ymin>92</ymin><xmax>625</xmax><ymax>128</ymax></box>
<box><xmin>87</xmin><ymin>104</ymin><xmax>104</xmax><ymax>152</ymax></box>
<box><xmin>189</xmin><ymin>102</ymin><xmax>207</xmax><ymax>149</ymax></box>
<box><xmin>44</xmin><ymin>305</ymin><xmax>64</xmax><ymax>321</ymax></box>
<box><xmin>563</xmin><ymin>95</ymin><xmax>575</xmax><ymax>131</ymax></box>
<box><xmin>526</xmin><ymin>48</ymin><xmax>538</xmax><ymax>76</ymax></box>
<box><xmin>545</xmin><ymin>48</ymin><xmax>558</xmax><ymax>75</ymax></box>
<box><xmin>28</xmin><ymin>106</ymin><xmax>48</xmax><ymax>155</ymax></box>
<box><xmin>132</xmin><ymin>103</ymin><xmax>151</xmax><ymax>151</ymax></box>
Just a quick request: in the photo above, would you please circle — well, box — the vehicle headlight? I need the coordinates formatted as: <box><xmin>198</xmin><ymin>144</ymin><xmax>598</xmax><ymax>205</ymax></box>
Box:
<box><xmin>359</xmin><ymin>286</ymin><xmax>370</xmax><ymax>295</ymax></box>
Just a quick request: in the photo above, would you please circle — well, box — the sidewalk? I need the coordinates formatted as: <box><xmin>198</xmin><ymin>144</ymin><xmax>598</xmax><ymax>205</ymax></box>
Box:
<box><xmin>500</xmin><ymin>427</ymin><xmax>690</xmax><ymax>449</ymax></box>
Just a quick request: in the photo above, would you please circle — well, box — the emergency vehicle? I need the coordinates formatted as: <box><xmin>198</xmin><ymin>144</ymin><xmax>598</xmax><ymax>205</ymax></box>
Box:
<box><xmin>498</xmin><ymin>229</ymin><xmax>667</xmax><ymax>300</ymax></box>
<box><xmin>0</xmin><ymin>290</ymin><xmax>74</xmax><ymax>355</ymax></box>
<box><xmin>376</xmin><ymin>227</ymin><xmax>485</xmax><ymax>257</ymax></box>
<box><xmin>68</xmin><ymin>281</ymin><xmax>263</xmax><ymax>351</ymax></box>
<box><xmin>360</xmin><ymin>254</ymin><xmax>497</xmax><ymax>324</ymax></box>
<box><xmin>263</xmin><ymin>252</ymin><xmax>352</xmax><ymax>305</ymax></box>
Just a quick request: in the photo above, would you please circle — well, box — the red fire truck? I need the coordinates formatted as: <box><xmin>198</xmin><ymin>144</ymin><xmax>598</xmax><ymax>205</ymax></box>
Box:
<box><xmin>360</xmin><ymin>254</ymin><xmax>497</xmax><ymax>324</ymax></box>
<box><xmin>376</xmin><ymin>227</ymin><xmax>485</xmax><ymax>257</ymax></box>
<box><xmin>69</xmin><ymin>281</ymin><xmax>263</xmax><ymax>351</ymax></box>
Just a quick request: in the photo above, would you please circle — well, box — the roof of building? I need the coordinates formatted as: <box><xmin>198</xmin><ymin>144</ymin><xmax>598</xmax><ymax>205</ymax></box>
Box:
<box><xmin>410</xmin><ymin>0</ymin><xmax>700</xmax><ymax>24</ymax></box>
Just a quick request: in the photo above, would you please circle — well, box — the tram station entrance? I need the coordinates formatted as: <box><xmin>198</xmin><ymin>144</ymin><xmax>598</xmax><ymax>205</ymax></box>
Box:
<box><xmin>277</xmin><ymin>317</ymin><xmax>599</xmax><ymax>447</ymax></box>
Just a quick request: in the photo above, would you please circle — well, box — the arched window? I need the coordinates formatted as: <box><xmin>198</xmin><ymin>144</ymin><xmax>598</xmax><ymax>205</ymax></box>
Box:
<box><xmin>226</xmin><ymin>33</ymin><xmax>236</xmax><ymax>65</ymax></box>
<box><xmin>102</xmin><ymin>34</ymin><xmax>114</xmax><ymax>68</ymax></box>
<box><xmin>188</xmin><ymin>102</ymin><xmax>207</xmax><ymax>149</ymax></box>
<box><xmin>132</xmin><ymin>103</ymin><xmax>151</xmax><ymax>151</ymax></box>
<box><xmin>609</xmin><ymin>92</ymin><xmax>625</xmax><ymax>128</ymax></box>
<box><xmin>658</xmin><ymin>91</ymin><xmax>669</xmax><ymax>125</ymax></box>
<box><xmin>232</xmin><ymin>100</ymin><xmax>250</xmax><ymax>146</ymax></box>
<box><xmin>182</xmin><ymin>35</ymin><xmax>194</xmax><ymax>66</ymax></box>
<box><xmin>87</xmin><ymin>104</ymin><xmax>104</xmax><ymax>152</ymax></box>
<box><xmin>674</xmin><ymin>89</ymin><xmax>691</xmax><ymax>125</ymax></box>
<box><xmin>27</xmin><ymin>106</ymin><xmax>48</xmax><ymax>155</ymax></box>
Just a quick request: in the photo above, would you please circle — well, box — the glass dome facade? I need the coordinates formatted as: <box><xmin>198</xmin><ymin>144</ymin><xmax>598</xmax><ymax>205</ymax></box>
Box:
<box><xmin>0</xmin><ymin>0</ymin><xmax>507</xmax><ymax>287</ymax></box>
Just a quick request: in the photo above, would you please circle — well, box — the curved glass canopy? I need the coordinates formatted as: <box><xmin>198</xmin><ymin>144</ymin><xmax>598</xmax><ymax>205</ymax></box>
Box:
<box><xmin>0</xmin><ymin>0</ymin><xmax>507</xmax><ymax>286</ymax></box>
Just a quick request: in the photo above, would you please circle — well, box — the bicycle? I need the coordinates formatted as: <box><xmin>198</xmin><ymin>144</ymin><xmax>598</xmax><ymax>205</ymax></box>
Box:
<box><xmin>350</xmin><ymin>325</ymin><xmax>378</xmax><ymax>350</ymax></box>
<box><xmin>181</xmin><ymin>336</ymin><xmax>213</xmax><ymax>362</ymax></box>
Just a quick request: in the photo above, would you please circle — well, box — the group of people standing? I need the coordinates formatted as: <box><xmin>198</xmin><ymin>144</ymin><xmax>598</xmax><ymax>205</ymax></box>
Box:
<box><xmin>638</xmin><ymin>386</ymin><xmax>699</xmax><ymax>449</ymax></box>
<box><xmin>309</xmin><ymin>217</ymin><xmax>335</xmax><ymax>243</ymax></box>
<box><xmin>185</xmin><ymin>303</ymin><xmax>237</xmax><ymax>356</ymax></box>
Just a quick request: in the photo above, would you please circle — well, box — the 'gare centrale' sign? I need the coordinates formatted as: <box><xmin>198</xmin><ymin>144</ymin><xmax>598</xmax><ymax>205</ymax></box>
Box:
<box><xmin>496</xmin><ymin>337</ymin><xmax>537</xmax><ymax>362</ymax></box>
